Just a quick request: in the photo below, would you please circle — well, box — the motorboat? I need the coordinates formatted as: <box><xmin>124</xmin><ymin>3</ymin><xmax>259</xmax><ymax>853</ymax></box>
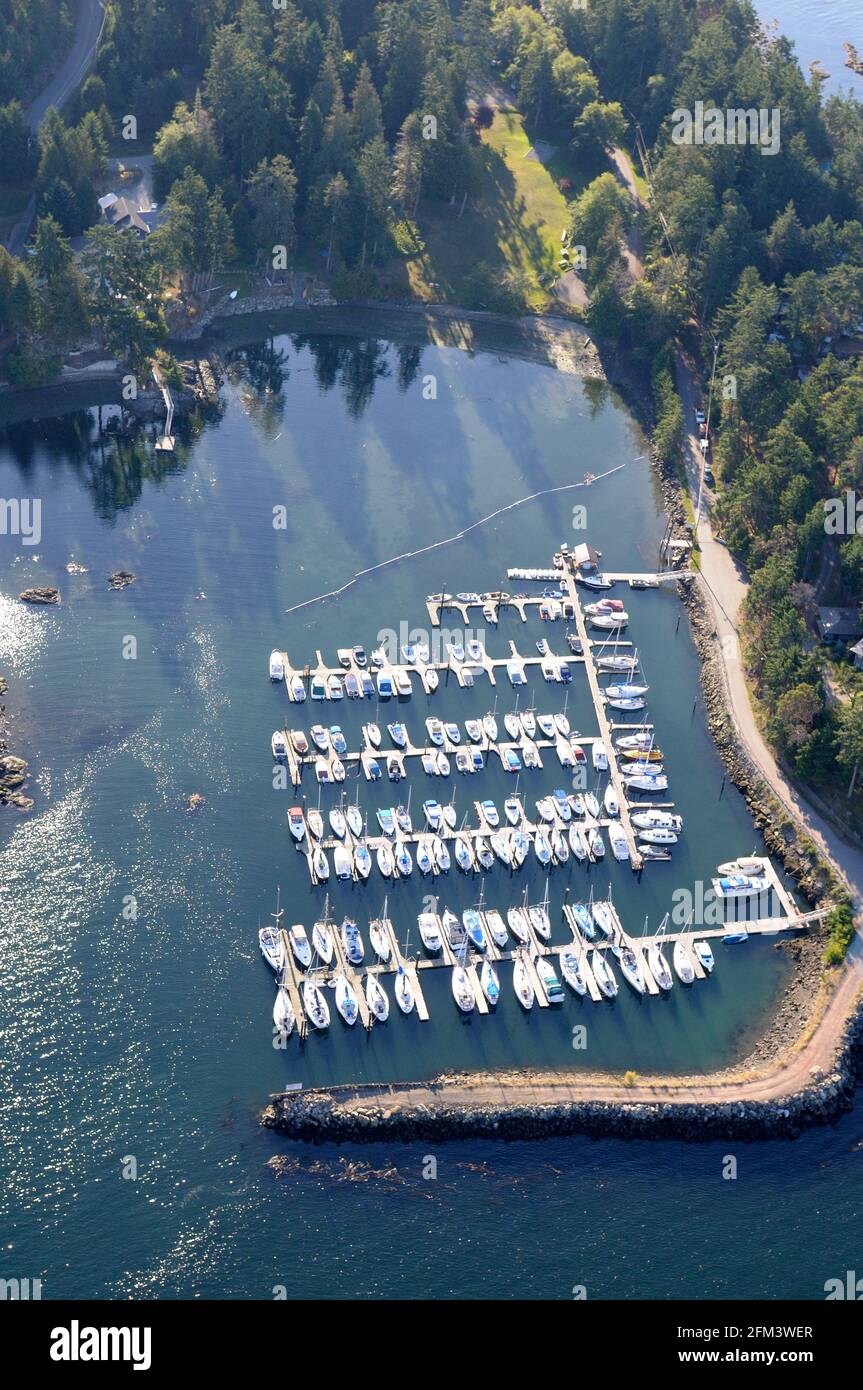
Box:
<box><xmin>377</xmin><ymin>842</ymin><xmax>394</xmax><ymax>877</ymax></box>
<box><xmin>303</xmin><ymin>979</ymin><xmax>330</xmax><ymax>1029</ymax></box>
<box><xmin>394</xmin><ymin>668</ymin><xmax>413</xmax><ymax>697</ymax></box>
<box><xmin>366</xmin><ymin>974</ymin><xmax>389</xmax><ymax>1023</ymax></box>
<box><xmin>426</xmin><ymin>717</ymin><xmax>444</xmax><ymax>746</ymax></box>
<box><xmin>591</xmin><ymin>950</ymin><xmax>618</xmax><ymax>998</ymax></box>
<box><xmin>271</xmin><ymin>730</ymin><xmax>288</xmax><ymax>761</ymax></box>
<box><xmin>310</xmin><ymin>675</ymin><xmax>326</xmax><ymax>701</ymax></box>
<box><xmin>480</xmin><ymin>960</ymin><xmax>500</xmax><ymax>1005</ymax></box>
<box><xmin>504</xmin><ymin>796</ymin><xmax>521</xmax><ymax>826</ymax></box>
<box><xmin>512</xmin><ymin>953</ymin><xmax>535</xmax><ymax>1008</ymax></box>
<box><xmin>448</xmin><ymin>640</ymin><xmax>465</xmax><ymax>663</ymax></box>
<box><xmin>418</xmin><ymin>912</ymin><xmax>443</xmax><ymax>952</ymax></box>
<box><xmin>694</xmin><ymin>940</ymin><xmax>715</xmax><ymax>973</ymax></box>
<box><xmin>535</xmin><ymin>638</ymin><xmax>548</xmax><ymax>656</ymax></box>
<box><xmin>436</xmin><ymin>751</ymin><xmax>451</xmax><ymax>777</ymax></box>
<box><xmin>312</xmin><ymin>846</ymin><xmax>329</xmax><ymax>881</ymax></box>
<box><xmin>424</xmin><ymin>667</ymin><xmax>439</xmax><ymax>692</ymax></box>
<box><xmin>451</xmin><ymin>964</ymin><xmax>475</xmax><ymax>1012</ymax></box>
<box><xmin>631</xmin><ymin>811</ymin><xmax>681</xmax><ymax>833</ymax></box>
<box><xmin>577</xmin><ymin>570</ymin><xmax>613</xmax><ymax>590</ymax></box>
<box><xmin>341</xmin><ymin>918</ymin><xmax>364</xmax><ymax>965</ymax></box>
<box><xmin>463</xmin><ymin>909</ymin><xmax>487</xmax><ymax>950</ymax></box>
<box><xmin>369</xmin><ymin>921</ymin><xmax>391</xmax><ymax>960</ymax></box>
<box><xmin>466</xmin><ymin>719</ymin><xmax>483</xmax><ymax>743</ymax></box>
<box><xmin>535</xmin><ymin>797</ymin><xmax>555</xmax><ymax>823</ymax></box>
<box><xmin>388</xmin><ymin>721</ymin><xmax>407</xmax><ymax>748</ymax></box>
<box><xmin>336</xmin><ymin>649</ymin><xmax>352</xmax><ymax>669</ymax></box>
<box><xmin>387</xmin><ymin>754</ymin><xmax>403</xmax><ymax>781</ymax></box>
<box><xmin>507</xmin><ymin>661</ymin><xmax>526</xmax><ymax>686</ymax></box>
<box><xmin>618</xmin><ymin>945</ymin><xmax>645</xmax><ymax>993</ymax></box>
<box><xmin>520</xmin><ymin>710</ymin><xmax>537</xmax><ymax>738</ymax></box>
<box><xmin>467</xmin><ymin>639</ymin><xmax>484</xmax><ymax>662</ymax></box>
<box><xmin>345</xmin><ymin>672</ymin><xmax>360</xmax><ymax>698</ymax></box>
<box><xmin>354</xmin><ymin>843</ymin><xmax>372</xmax><ymax>879</ymax></box>
<box><xmin>332</xmin><ymin>755</ymin><xmax>345</xmax><ymax>781</ymax></box>
<box><xmin>273</xmin><ymin>986</ymin><xmax>295</xmax><ymax>1037</ymax></box>
<box><xmin>364</xmin><ymin>722</ymin><xmax>381</xmax><ymax>748</ymax></box>
<box><xmin>592</xmin><ymin>741</ymin><xmax>608</xmax><ymax>772</ymax></box>
<box><xmin>541</xmin><ymin>657</ymin><xmax>561</xmax><ymax>682</ymax></box>
<box><xmin>569</xmin><ymin>739</ymin><xmax>587</xmax><ymax>765</ymax></box>
<box><xmin>310</xmin><ymin>724</ymin><xmax>329</xmax><ymax>752</ymax></box>
<box><xmin>269</xmin><ymin>650</ymin><xmax>284</xmax><ymax>681</ymax></box>
<box><xmin>353</xmin><ymin>645</ymin><xmax>368</xmax><ymax>668</ymax></box>
<box><xmin>620</xmin><ymin>747</ymin><xmax>663</xmax><ymax>763</ymax></box>
<box><xmin>592</xmin><ymin>901</ymin><xmax>614</xmax><ymax>938</ymax></box>
<box><xmin>290</xmin><ymin>729</ymin><xmax>309</xmax><ymax>755</ymax></box>
<box><xmin>639</xmin><ymin>827</ymin><xmax>678</xmax><ymax>845</ymax></box>
<box><xmin>507</xmin><ymin>907</ymin><xmax>530</xmax><ymax>944</ymax></box>
<box><xmin>717</xmin><ymin>857</ymin><xmax>764</xmax><ymax>876</ymax></box>
<box><xmin>335</xmin><ymin>974</ymin><xmax>359</xmax><ymax>1025</ymax></box>
<box><xmin>485</xmin><ymin>910</ymin><xmax>508</xmax><ymax>949</ymax></box>
<box><xmin>569</xmin><ymin>794</ymin><xmax>586</xmax><ymax>818</ymax></box>
<box><xmin>624</xmin><ymin>773</ymin><xmax>668</xmax><ymax>792</ymax></box>
<box><xmin>604</xmin><ymin>784</ymin><xmax>619</xmax><ymax>817</ymax></box>
<box><xmin>522</xmin><ymin>740</ymin><xmax>541</xmax><ymax>768</ymax></box>
<box><xmin>314</xmin><ymin>758</ymin><xmax>332</xmax><ymax>784</ymax></box>
<box><xmin>572</xmin><ymin>903</ymin><xmax>595</xmax><ymax>941</ymax></box>
<box><xmin>334</xmin><ymin>845</ymin><xmax>352</xmax><ymax>880</ymax></box>
<box><xmin>711</xmin><ymin>874</ymin><xmax>769</xmax><ymax>899</ymax></box>
<box><xmin>528</xmin><ymin>905</ymin><xmax>551</xmax><ymax>940</ymax></box>
<box><xmin>395</xmin><ymin>840</ymin><xmax>413</xmax><ymax>877</ymax></box>
<box><xmin>560</xmin><ymin>949</ymin><xmax>587</xmax><ymax>995</ymax></box>
<box><xmin>312</xmin><ymin>919</ymin><xmax>334</xmax><ymax>964</ymax></box>
<box><xmin>376</xmin><ymin>671</ymin><xmax>394</xmax><ymax>698</ymax></box>
<box><xmin>480</xmin><ymin>799</ymin><xmax>499</xmax><ymax>828</ymax></box>
<box><xmin>647</xmin><ymin>942</ymin><xmax>673</xmax><ymax>991</ymax></box>
<box><xmin>455</xmin><ymin>748</ymin><xmax>472</xmax><ymax>774</ymax></box>
<box><xmin>569</xmin><ymin>825</ymin><xmax>588</xmax><ymax>861</ymax></box>
<box><xmin>537</xmin><ymin>713</ymin><xmax>555</xmax><ymax>738</ymax></box>
<box><xmin>289</xmin><ymin>923</ymin><xmax>312</xmax><ymax>968</ymax></box>
<box><xmin>535</xmin><ymin>955</ymin><xmax>565</xmax><ymax>1004</ymax></box>
<box><xmin>433</xmin><ymin>837</ymin><xmax>451</xmax><ymax>872</ymax></box>
<box><xmin>552</xmin><ymin>789</ymin><xmax>571</xmax><ymax>821</ymax></box>
<box><xmin>673</xmin><ymin>938</ymin><xmax>695</xmax><ymax>984</ymax></box>
<box><xmin>394</xmin><ymin>966</ymin><xmax>415</xmax><ymax>1014</ymax></box>
<box><xmin>258</xmin><ymin>926</ymin><xmax>283</xmax><ymax>973</ymax></box>
<box><xmin>444</xmin><ymin>721</ymin><xmax>461</xmax><ymax>745</ymax></box>
<box><xmin>327</xmin><ymin>675</ymin><xmax>344</xmax><ymax>700</ymax></box>
<box><xmin>584</xmin><ymin>792</ymin><xmax>600</xmax><ymax>819</ymax></box>
<box><xmin>421</xmin><ymin>752</ymin><xmax>438</xmax><ymax>775</ymax></box>
<box><xmin>482</xmin><ymin>603</ymin><xmax>498</xmax><ymax>624</ymax></box>
<box><xmin>361</xmin><ymin>673</ymin><xmax>375</xmax><ymax>697</ymax></box>
<box><xmin>588</xmin><ymin>828</ymin><xmax>605</xmax><ymax>859</ymax></box>
<box><xmin>616</xmin><ymin>731</ymin><xmax>656</xmax><ymax>752</ymax></box>
<box><xmin>329</xmin><ymin>807</ymin><xmax>347</xmax><ymax>839</ymax></box>
<box><xmin>482</xmin><ymin>712</ymin><xmax>499</xmax><ymax>742</ymax></box>
<box><xmin>287</xmin><ymin>806</ymin><xmax>306</xmax><ymax>843</ymax></box>
<box><xmin>376</xmin><ymin>806</ymin><xmax>396</xmax><ymax>836</ymax></box>
<box><xmin>365</xmin><ymin>756</ymin><xmax>382</xmax><ymax>780</ymax></box>
<box><xmin>416</xmin><ymin>838</ymin><xmax>433</xmax><ymax>874</ymax></box>
<box><xmin>608</xmin><ymin>823</ymin><xmax>629</xmax><ymax>861</ymax></box>
<box><xmin>442</xmin><ymin>909</ymin><xmax>462</xmax><ymax>948</ymax></box>
<box><xmin>290</xmin><ymin>675</ymin><xmax>307</xmax><ymax>702</ymax></box>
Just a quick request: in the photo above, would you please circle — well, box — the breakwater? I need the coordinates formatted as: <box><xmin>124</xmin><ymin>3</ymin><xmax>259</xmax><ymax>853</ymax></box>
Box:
<box><xmin>262</xmin><ymin>985</ymin><xmax>863</xmax><ymax>1145</ymax></box>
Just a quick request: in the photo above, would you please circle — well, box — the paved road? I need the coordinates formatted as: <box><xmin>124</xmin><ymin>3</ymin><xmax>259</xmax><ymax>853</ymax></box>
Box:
<box><xmin>5</xmin><ymin>0</ymin><xmax>105</xmax><ymax>254</ymax></box>
<box><xmin>675</xmin><ymin>349</ymin><xmax>863</xmax><ymax>914</ymax></box>
<box><xmin>26</xmin><ymin>0</ymin><xmax>106</xmax><ymax>133</ymax></box>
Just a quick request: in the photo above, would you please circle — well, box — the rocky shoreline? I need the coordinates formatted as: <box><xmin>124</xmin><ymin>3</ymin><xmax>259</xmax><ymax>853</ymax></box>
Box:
<box><xmin>0</xmin><ymin>676</ymin><xmax>33</xmax><ymax>813</ymax></box>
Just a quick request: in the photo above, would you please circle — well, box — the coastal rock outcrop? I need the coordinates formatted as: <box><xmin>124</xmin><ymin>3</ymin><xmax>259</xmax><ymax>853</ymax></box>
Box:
<box><xmin>108</xmin><ymin>571</ymin><xmax>135</xmax><ymax>589</ymax></box>
<box><xmin>19</xmin><ymin>586</ymin><xmax>60</xmax><ymax>605</ymax></box>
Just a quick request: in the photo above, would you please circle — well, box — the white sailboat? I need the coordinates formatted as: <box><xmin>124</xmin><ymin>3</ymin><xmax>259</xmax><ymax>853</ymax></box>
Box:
<box><xmin>273</xmin><ymin>986</ymin><xmax>295</xmax><ymax>1037</ymax></box>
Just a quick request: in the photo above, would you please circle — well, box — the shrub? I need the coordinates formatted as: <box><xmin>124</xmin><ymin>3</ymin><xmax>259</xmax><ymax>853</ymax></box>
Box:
<box><xmin>823</xmin><ymin>902</ymin><xmax>856</xmax><ymax>965</ymax></box>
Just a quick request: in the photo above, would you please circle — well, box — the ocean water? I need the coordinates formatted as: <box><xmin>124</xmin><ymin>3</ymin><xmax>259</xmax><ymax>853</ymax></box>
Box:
<box><xmin>757</xmin><ymin>0</ymin><xmax>862</xmax><ymax>94</ymax></box>
<box><xmin>0</xmin><ymin>332</ymin><xmax>858</xmax><ymax>1300</ymax></box>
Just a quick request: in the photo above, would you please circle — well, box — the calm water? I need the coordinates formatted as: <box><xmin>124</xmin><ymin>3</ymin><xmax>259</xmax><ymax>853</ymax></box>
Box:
<box><xmin>0</xmin><ymin>332</ymin><xmax>859</xmax><ymax>1299</ymax></box>
<box><xmin>758</xmin><ymin>0</ymin><xmax>862</xmax><ymax>93</ymax></box>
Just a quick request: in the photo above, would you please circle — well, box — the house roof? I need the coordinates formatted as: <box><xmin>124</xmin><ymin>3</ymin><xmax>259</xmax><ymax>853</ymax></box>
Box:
<box><xmin>817</xmin><ymin>607</ymin><xmax>863</xmax><ymax>641</ymax></box>
<box><xmin>573</xmin><ymin>542</ymin><xmax>601</xmax><ymax>569</ymax></box>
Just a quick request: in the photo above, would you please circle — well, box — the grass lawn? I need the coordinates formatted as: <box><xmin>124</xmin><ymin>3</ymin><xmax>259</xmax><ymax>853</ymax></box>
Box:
<box><xmin>381</xmin><ymin>107</ymin><xmax>587</xmax><ymax>312</ymax></box>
